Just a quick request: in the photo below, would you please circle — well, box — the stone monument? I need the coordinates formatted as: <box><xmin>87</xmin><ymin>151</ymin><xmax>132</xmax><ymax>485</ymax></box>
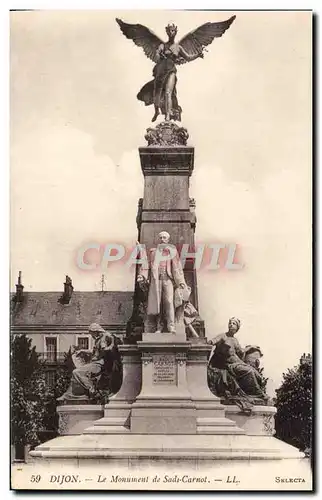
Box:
<box><xmin>31</xmin><ymin>122</ymin><xmax>304</xmax><ymax>465</ymax></box>
<box><xmin>31</xmin><ymin>16</ymin><xmax>306</xmax><ymax>475</ymax></box>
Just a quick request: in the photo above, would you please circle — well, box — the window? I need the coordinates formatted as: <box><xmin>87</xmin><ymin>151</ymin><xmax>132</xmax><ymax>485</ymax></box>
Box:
<box><xmin>45</xmin><ymin>337</ymin><xmax>57</xmax><ymax>361</ymax></box>
<box><xmin>77</xmin><ymin>337</ymin><xmax>89</xmax><ymax>350</ymax></box>
<box><xmin>45</xmin><ymin>371</ymin><xmax>56</xmax><ymax>387</ymax></box>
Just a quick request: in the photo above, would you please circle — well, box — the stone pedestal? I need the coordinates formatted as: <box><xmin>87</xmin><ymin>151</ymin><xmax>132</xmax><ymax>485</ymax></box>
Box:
<box><xmin>131</xmin><ymin>333</ymin><xmax>196</xmax><ymax>434</ymax></box>
<box><xmin>225</xmin><ymin>405</ymin><xmax>277</xmax><ymax>436</ymax></box>
<box><xmin>45</xmin><ymin>333</ymin><xmax>304</xmax><ymax>465</ymax></box>
<box><xmin>30</xmin><ymin>129</ymin><xmax>306</xmax><ymax>472</ymax></box>
<box><xmin>82</xmin><ymin>336</ymin><xmax>242</xmax><ymax>437</ymax></box>
<box><xmin>57</xmin><ymin>405</ymin><xmax>104</xmax><ymax>435</ymax></box>
<box><xmin>49</xmin><ymin>340</ymin><xmax>302</xmax><ymax>461</ymax></box>
<box><xmin>56</xmin><ymin>403</ymin><xmax>278</xmax><ymax>439</ymax></box>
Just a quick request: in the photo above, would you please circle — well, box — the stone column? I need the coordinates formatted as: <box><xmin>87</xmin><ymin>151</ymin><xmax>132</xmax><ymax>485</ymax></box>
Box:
<box><xmin>86</xmin><ymin>124</ymin><xmax>242</xmax><ymax>437</ymax></box>
<box><xmin>138</xmin><ymin>127</ymin><xmax>199</xmax><ymax>313</ymax></box>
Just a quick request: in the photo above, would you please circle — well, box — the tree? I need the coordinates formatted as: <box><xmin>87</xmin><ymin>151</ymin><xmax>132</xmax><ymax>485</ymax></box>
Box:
<box><xmin>39</xmin><ymin>349</ymin><xmax>74</xmax><ymax>440</ymax></box>
<box><xmin>11</xmin><ymin>336</ymin><xmax>74</xmax><ymax>460</ymax></box>
<box><xmin>54</xmin><ymin>347</ymin><xmax>75</xmax><ymax>398</ymax></box>
<box><xmin>11</xmin><ymin>335</ymin><xmax>51</xmax><ymax>458</ymax></box>
<box><xmin>275</xmin><ymin>353</ymin><xmax>312</xmax><ymax>454</ymax></box>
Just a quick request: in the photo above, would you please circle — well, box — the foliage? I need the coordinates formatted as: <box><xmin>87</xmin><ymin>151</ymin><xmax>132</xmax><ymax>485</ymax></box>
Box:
<box><xmin>11</xmin><ymin>336</ymin><xmax>124</xmax><ymax>453</ymax></box>
<box><xmin>275</xmin><ymin>353</ymin><xmax>312</xmax><ymax>453</ymax></box>
<box><xmin>40</xmin><ymin>349</ymin><xmax>74</xmax><ymax>436</ymax></box>
<box><xmin>258</xmin><ymin>366</ymin><xmax>269</xmax><ymax>393</ymax></box>
<box><xmin>11</xmin><ymin>335</ymin><xmax>50</xmax><ymax>447</ymax></box>
<box><xmin>11</xmin><ymin>336</ymin><xmax>73</xmax><ymax>449</ymax></box>
<box><xmin>55</xmin><ymin>348</ymin><xmax>74</xmax><ymax>397</ymax></box>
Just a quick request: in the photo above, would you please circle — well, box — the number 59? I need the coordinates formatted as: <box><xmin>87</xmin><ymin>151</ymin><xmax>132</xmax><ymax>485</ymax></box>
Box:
<box><xmin>30</xmin><ymin>475</ymin><xmax>41</xmax><ymax>483</ymax></box>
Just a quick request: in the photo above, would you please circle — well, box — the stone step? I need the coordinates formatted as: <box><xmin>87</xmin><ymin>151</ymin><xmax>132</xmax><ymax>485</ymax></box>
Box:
<box><xmin>84</xmin><ymin>426</ymin><xmax>131</xmax><ymax>434</ymax></box>
<box><xmin>197</xmin><ymin>427</ymin><xmax>245</xmax><ymax>435</ymax></box>
<box><xmin>196</xmin><ymin>417</ymin><xmax>238</xmax><ymax>426</ymax></box>
<box><xmin>89</xmin><ymin>417</ymin><xmax>130</xmax><ymax>427</ymax></box>
<box><xmin>30</xmin><ymin>433</ymin><xmax>305</xmax><ymax>461</ymax></box>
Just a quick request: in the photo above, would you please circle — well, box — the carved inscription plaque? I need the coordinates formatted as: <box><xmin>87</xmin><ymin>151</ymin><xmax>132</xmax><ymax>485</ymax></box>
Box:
<box><xmin>153</xmin><ymin>354</ymin><xmax>177</xmax><ymax>385</ymax></box>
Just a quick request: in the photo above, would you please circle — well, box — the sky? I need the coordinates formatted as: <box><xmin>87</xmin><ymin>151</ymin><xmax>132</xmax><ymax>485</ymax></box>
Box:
<box><xmin>10</xmin><ymin>10</ymin><xmax>312</xmax><ymax>393</ymax></box>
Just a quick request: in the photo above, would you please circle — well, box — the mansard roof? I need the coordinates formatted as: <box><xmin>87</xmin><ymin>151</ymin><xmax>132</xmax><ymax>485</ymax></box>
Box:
<box><xmin>11</xmin><ymin>291</ymin><xmax>133</xmax><ymax>327</ymax></box>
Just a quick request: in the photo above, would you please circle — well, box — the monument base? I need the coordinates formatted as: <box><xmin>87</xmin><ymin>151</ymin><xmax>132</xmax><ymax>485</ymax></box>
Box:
<box><xmin>30</xmin><ymin>432</ymin><xmax>304</xmax><ymax>461</ymax></box>
<box><xmin>30</xmin><ymin>340</ymin><xmax>305</xmax><ymax>482</ymax></box>
<box><xmin>55</xmin><ymin>404</ymin><xmax>278</xmax><ymax>437</ymax></box>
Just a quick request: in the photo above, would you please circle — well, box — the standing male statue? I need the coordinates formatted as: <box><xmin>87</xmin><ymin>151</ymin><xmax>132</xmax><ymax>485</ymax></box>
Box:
<box><xmin>137</xmin><ymin>231</ymin><xmax>190</xmax><ymax>334</ymax></box>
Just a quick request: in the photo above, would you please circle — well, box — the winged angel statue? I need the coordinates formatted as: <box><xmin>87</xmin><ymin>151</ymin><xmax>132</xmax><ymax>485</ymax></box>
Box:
<box><xmin>116</xmin><ymin>16</ymin><xmax>236</xmax><ymax>122</ymax></box>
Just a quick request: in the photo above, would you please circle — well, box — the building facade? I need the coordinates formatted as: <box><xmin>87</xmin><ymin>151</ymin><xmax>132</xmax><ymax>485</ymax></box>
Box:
<box><xmin>11</xmin><ymin>274</ymin><xmax>133</xmax><ymax>385</ymax></box>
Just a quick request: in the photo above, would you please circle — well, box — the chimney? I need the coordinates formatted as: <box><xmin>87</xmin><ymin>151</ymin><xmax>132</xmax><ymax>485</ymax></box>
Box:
<box><xmin>59</xmin><ymin>275</ymin><xmax>74</xmax><ymax>304</ymax></box>
<box><xmin>15</xmin><ymin>271</ymin><xmax>24</xmax><ymax>303</ymax></box>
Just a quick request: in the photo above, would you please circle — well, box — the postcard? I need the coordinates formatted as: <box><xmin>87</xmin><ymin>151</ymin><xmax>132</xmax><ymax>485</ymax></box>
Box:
<box><xmin>10</xmin><ymin>9</ymin><xmax>312</xmax><ymax>491</ymax></box>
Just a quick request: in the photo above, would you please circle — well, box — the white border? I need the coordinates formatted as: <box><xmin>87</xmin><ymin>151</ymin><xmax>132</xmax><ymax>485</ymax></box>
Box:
<box><xmin>3</xmin><ymin>2</ymin><xmax>319</xmax><ymax>499</ymax></box>
<box><xmin>4</xmin><ymin>1</ymin><xmax>317</xmax><ymax>9</ymax></box>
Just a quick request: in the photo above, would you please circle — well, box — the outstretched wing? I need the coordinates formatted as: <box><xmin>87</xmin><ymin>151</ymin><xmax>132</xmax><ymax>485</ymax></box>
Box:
<box><xmin>178</xmin><ymin>15</ymin><xmax>236</xmax><ymax>64</ymax></box>
<box><xmin>116</xmin><ymin>18</ymin><xmax>164</xmax><ymax>64</ymax></box>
